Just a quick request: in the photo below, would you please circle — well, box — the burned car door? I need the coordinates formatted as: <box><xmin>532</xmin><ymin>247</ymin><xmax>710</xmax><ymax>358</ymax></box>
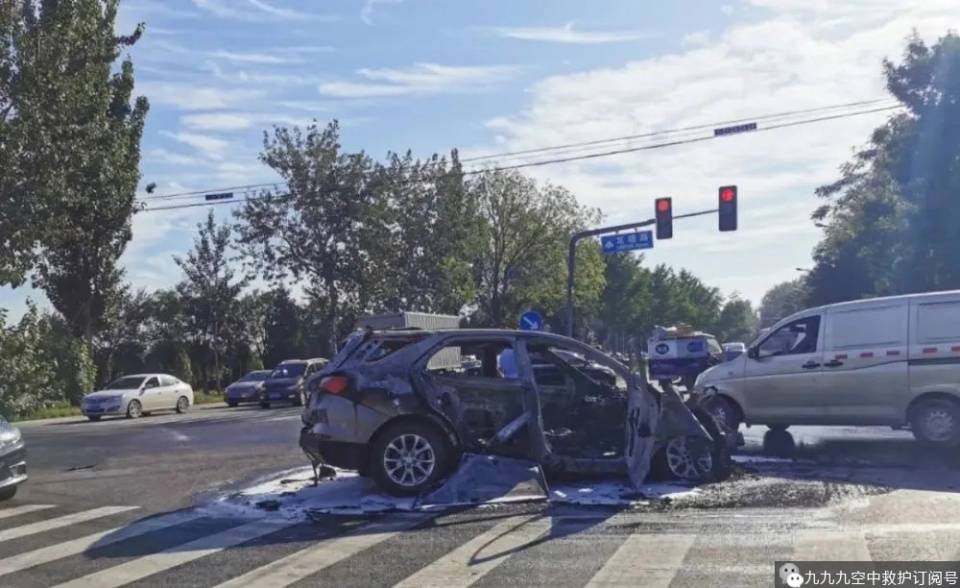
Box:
<box><xmin>415</xmin><ymin>337</ymin><xmax>533</xmax><ymax>458</ymax></box>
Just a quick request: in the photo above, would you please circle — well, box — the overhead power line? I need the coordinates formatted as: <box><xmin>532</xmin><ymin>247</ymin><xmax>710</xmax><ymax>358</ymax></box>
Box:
<box><xmin>139</xmin><ymin>102</ymin><xmax>904</xmax><ymax>214</ymax></box>
<box><xmin>141</xmin><ymin>97</ymin><xmax>898</xmax><ymax>205</ymax></box>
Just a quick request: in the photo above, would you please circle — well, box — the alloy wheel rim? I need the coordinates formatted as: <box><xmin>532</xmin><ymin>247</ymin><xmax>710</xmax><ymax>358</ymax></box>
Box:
<box><xmin>129</xmin><ymin>402</ymin><xmax>141</xmax><ymax>417</ymax></box>
<box><xmin>666</xmin><ymin>436</ymin><xmax>713</xmax><ymax>480</ymax></box>
<box><xmin>383</xmin><ymin>434</ymin><xmax>436</xmax><ymax>487</ymax></box>
<box><xmin>177</xmin><ymin>397</ymin><xmax>188</xmax><ymax>411</ymax></box>
<box><xmin>925</xmin><ymin>409</ymin><xmax>955</xmax><ymax>441</ymax></box>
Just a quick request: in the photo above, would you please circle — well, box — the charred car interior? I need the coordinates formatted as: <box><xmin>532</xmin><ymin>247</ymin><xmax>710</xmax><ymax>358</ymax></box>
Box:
<box><xmin>300</xmin><ymin>328</ymin><xmax>727</xmax><ymax>497</ymax></box>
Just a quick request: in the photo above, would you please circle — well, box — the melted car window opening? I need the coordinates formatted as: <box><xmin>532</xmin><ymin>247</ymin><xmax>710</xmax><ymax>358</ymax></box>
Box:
<box><xmin>425</xmin><ymin>341</ymin><xmax>517</xmax><ymax>380</ymax></box>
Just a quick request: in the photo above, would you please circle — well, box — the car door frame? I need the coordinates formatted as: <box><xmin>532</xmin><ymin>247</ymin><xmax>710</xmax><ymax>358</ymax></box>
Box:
<box><xmin>139</xmin><ymin>376</ymin><xmax>164</xmax><ymax>411</ymax></box>
<box><xmin>739</xmin><ymin>313</ymin><xmax>826</xmax><ymax>425</ymax></box>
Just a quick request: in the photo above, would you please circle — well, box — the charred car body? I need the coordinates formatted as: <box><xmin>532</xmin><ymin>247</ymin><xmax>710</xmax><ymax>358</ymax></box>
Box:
<box><xmin>299</xmin><ymin>329</ymin><xmax>725</xmax><ymax>496</ymax></box>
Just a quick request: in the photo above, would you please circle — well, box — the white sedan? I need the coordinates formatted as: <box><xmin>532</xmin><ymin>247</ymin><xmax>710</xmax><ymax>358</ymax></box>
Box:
<box><xmin>82</xmin><ymin>374</ymin><xmax>194</xmax><ymax>421</ymax></box>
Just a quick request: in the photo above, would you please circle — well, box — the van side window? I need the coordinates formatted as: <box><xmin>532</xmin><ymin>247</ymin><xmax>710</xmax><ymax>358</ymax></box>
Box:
<box><xmin>916</xmin><ymin>301</ymin><xmax>960</xmax><ymax>344</ymax></box>
<box><xmin>827</xmin><ymin>305</ymin><xmax>905</xmax><ymax>350</ymax></box>
<box><xmin>758</xmin><ymin>316</ymin><xmax>820</xmax><ymax>357</ymax></box>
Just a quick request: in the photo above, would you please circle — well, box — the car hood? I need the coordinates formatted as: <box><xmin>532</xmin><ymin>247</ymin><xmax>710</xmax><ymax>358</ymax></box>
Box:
<box><xmin>85</xmin><ymin>389</ymin><xmax>136</xmax><ymax>400</ymax></box>
<box><xmin>263</xmin><ymin>378</ymin><xmax>299</xmax><ymax>388</ymax></box>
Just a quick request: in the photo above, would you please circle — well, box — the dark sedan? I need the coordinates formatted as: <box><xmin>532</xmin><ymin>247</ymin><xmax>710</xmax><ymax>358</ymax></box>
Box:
<box><xmin>260</xmin><ymin>358</ymin><xmax>327</xmax><ymax>408</ymax></box>
<box><xmin>0</xmin><ymin>416</ymin><xmax>25</xmax><ymax>500</ymax></box>
<box><xmin>224</xmin><ymin>370</ymin><xmax>271</xmax><ymax>407</ymax></box>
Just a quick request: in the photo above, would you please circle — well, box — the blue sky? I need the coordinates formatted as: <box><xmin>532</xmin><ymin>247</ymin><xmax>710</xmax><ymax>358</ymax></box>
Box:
<box><xmin>1</xmin><ymin>0</ymin><xmax>955</xmax><ymax>319</ymax></box>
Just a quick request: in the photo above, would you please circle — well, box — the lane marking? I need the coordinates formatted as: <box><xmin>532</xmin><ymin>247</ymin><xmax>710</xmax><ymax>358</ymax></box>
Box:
<box><xmin>0</xmin><ymin>506</ymin><xmax>138</xmax><ymax>544</ymax></box>
<box><xmin>52</xmin><ymin>519</ymin><xmax>295</xmax><ymax>588</ymax></box>
<box><xmin>214</xmin><ymin>514</ymin><xmax>432</xmax><ymax>588</ymax></box>
<box><xmin>586</xmin><ymin>533</ymin><xmax>696</xmax><ymax>588</ymax></box>
<box><xmin>393</xmin><ymin>515</ymin><xmax>551</xmax><ymax>588</ymax></box>
<box><xmin>0</xmin><ymin>504</ymin><xmax>56</xmax><ymax>521</ymax></box>
<box><xmin>793</xmin><ymin>529</ymin><xmax>870</xmax><ymax>561</ymax></box>
<box><xmin>0</xmin><ymin>511</ymin><xmax>204</xmax><ymax>577</ymax></box>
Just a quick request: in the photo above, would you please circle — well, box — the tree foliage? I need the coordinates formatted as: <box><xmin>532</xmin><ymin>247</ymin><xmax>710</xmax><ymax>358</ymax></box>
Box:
<box><xmin>758</xmin><ymin>278</ymin><xmax>809</xmax><ymax>328</ymax></box>
<box><xmin>809</xmin><ymin>32</ymin><xmax>960</xmax><ymax>304</ymax></box>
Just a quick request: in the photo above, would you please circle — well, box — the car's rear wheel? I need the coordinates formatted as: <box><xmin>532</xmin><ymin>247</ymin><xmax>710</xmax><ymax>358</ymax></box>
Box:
<box><xmin>126</xmin><ymin>400</ymin><xmax>142</xmax><ymax>419</ymax></box>
<box><xmin>87</xmin><ymin>416</ymin><xmax>101</xmax><ymax>422</ymax></box>
<box><xmin>176</xmin><ymin>396</ymin><xmax>190</xmax><ymax>414</ymax></box>
<box><xmin>370</xmin><ymin>422</ymin><xmax>452</xmax><ymax>496</ymax></box>
<box><xmin>911</xmin><ymin>398</ymin><xmax>960</xmax><ymax>446</ymax></box>
<box><xmin>0</xmin><ymin>485</ymin><xmax>17</xmax><ymax>501</ymax></box>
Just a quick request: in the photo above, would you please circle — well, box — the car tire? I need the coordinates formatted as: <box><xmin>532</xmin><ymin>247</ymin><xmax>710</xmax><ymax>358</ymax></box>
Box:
<box><xmin>87</xmin><ymin>416</ymin><xmax>101</xmax><ymax>422</ymax></box>
<box><xmin>705</xmin><ymin>395</ymin><xmax>742</xmax><ymax>431</ymax></box>
<box><xmin>370</xmin><ymin>421</ymin><xmax>452</xmax><ymax>496</ymax></box>
<box><xmin>175</xmin><ymin>396</ymin><xmax>190</xmax><ymax>414</ymax></box>
<box><xmin>0</xmin><ymin>485</ymin><xmax>17</xmax><ymax>501</ymax></box>
<box><xmin>126</xmin><ymin>400</ymin><xmax>143</xmax><ymax>419</ymax></box>
<box><xmin>763</xmin><ymin>428</ymin><xmax>795</xmax><ymax>457</ymax></box>
<box><xmin>227</xmin><ymin>400</ymin><xmax>238</xmax><ymax>408</ymax></box>
<box><xmin>260</xmin><ymin>401</ymin><xmax>271</xmax><ymax>409</ymax></box>
<box><xmin>910</xmin><ymin>398</ymin><xmax>960</xmax><ymax>446</ymax></box>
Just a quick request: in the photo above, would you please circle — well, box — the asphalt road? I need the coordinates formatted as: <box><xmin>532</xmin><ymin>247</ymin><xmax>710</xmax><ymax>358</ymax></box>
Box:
<box><xmin>3</xmin><ymin>407</ymin><xmax>960</xmax><ymax>587</ymax></box>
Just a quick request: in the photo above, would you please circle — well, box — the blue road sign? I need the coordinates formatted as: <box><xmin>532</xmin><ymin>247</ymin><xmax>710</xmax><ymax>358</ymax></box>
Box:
<box><xmin>519</xmin><ymin>310</ymin><xmax>544</xmax><ymax>331</ymax></box>
<box><xmin>601</xmin><ymin>230</ymin><xmax>654</xmax><ymax>254</ymax></box>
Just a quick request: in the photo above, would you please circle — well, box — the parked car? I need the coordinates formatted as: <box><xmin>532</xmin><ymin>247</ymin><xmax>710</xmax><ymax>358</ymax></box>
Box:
<box><xmin>695</xmin><ymin>290</ymin><xmax>960</xmax><ymax>445</ymax></box>
<box><xmin>0</xmin><ymin>416</ymin><xmax>25</xmax><ymax>501</ymax></box>
<box><xmin>722</xmin><ymin>342</ymin><xmax>747</xmax><ymax>362</ymax></box>
<box><xmin>82</xmin><ymin>374</ymin><xmax>194</xmax><ymax>421</ymax></box>
<box><xmin>260</xmin><ymin>358</ymin><xmax>327</xmax><ymax>408</ymax></box>
<box><xmin>299</xmin><ymin>329</ymin><xmax>724</xmax><ymax>496</ymax></box>
<box><xmin>224</xmin><ymin>370</ymin><xmax>271</xmax><ymax>407</ymax></box>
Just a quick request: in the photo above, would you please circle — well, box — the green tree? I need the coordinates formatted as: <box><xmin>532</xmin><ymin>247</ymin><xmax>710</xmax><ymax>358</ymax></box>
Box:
<box><xmin>758</xmin><ymin>278</ymin><xmax>809</xmax><ymax>328</ymax></box>
<box><xmin>175</xmin><ymin>211</ymin><xmax>250</xmax><ymax>391</ymax></box>
<box><xmin>0</xmin><ymin>1</ymin><xmax>148</xmax><ymax>341</ymax></box>
<box><xmin>809</xmin><ymin>32</ymin><xmax>960</xmax><ymax>303</ymax></box>
<box><xmin>467</xmin><ymin>170</ymin><xmax>604</xmax><ymax>330</ymax></box>
<box><xmin>714</xmin><ymin>294</ymin><xmax>759</xmax><ymax>343</ymax></box>
<box><xmin>0</xmin><ymin>304</ymin><xmax>60</xmax><ymax>417</ymax></box>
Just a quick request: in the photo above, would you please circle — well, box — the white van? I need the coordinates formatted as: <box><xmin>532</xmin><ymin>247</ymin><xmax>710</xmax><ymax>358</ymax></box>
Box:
<box><xmin>694</xmin><ymin>290</ymin><xmax>960</xmax><ymax>445</ymax></box>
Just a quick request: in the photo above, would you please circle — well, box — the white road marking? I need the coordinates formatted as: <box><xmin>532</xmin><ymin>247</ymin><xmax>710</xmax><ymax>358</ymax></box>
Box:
<box><xmin>0</xmin><ymin>504</ymin><xmax>56</xmax><ymax>520</ymax></box>
<box><xmin>52</xmin><ymin>519</ymin><xmax>295</xmax><ymax>588</ymax></box>
<box><xmin>0</xmin><ymin>511</ymin><xmax>204</xmax><ymax>577</ymax></box>
<box><xmin>793</xmin><ymin>528</ymin><xmax>871</xmax><ymax>560</ymax></box>
<box><xmin>0</xmin><ymin>506</ymin><xmax>138</xmax><ymax>544</ymax></box>
<box><xmin>393</xmin><ymin>515</ymin><xmax>551</xmax><ymax>588</ymax></box>
<box><xmin>586</xmin><ymin>533</ymin><xmax>696</xmax><ymax>588</ymax></box>
<box><xmin>214</xmin><ymin>514</ymin><xmax>432</xmax><ymax>588</ymax></box>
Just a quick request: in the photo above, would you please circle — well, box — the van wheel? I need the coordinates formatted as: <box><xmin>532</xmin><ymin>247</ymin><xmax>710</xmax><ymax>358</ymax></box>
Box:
<box><xmin>370</xmin><ymin>422</ymin><xmax>452</xmax><ymax>496</ymax></box>
<box><xmin>910</xmin><ymin>398</ymin><xmax>960</xmax><ymax>446</ymax></box>
<box><xmin>705</xmin><ymin>396</ymin><xmax>741</xmax><ymax>430</ymax></box>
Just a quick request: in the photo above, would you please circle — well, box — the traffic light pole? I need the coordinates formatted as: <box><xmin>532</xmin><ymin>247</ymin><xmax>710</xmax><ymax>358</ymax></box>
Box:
<box><xmin>564</xmin><ymin>208</ymin><xmax>719</xmax><ymax>338</ymax></box>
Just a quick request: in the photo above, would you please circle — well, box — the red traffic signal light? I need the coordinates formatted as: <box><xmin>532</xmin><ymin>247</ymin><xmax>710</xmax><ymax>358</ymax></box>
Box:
<box><xmin>655</xmin><ymin>197</ymin><xmax>673</xmax><ymax>239</ymax></box>
<box><xmin>719</xmin><ymin>185</ymin><xmax>738</xmax><ymax>231</ymax></box>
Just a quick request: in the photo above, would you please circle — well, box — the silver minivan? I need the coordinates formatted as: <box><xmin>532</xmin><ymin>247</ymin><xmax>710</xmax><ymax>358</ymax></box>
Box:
<box><xmin>695</xmin><ymin>290</ymin><xmax>960</xmax><ymax>445</ymax></box>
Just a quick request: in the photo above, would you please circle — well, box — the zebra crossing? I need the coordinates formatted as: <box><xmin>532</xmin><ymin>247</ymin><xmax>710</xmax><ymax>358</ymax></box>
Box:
<box><xmin>2</xmin><ymin>500</ymin><xmax>959</xmax><ymax>587</ymax></box>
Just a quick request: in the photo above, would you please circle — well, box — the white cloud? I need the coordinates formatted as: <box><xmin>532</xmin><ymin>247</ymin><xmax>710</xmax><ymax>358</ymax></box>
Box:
<box><xmin>318</xmin><ymin>63</ymin><xmax>520</xmax><ymax>98</ymax></box>
<box><xmin>361</xmin><ymin>0</ymin><xmax>402</xmax><ymax>25</ymax></box>
<box><xmin>180</xmin><ymin>112</ymin><xmax>254</xmax><ymax>131</ymax></box>
<box><xmin>208</xmin><ymin>50</ymin><xmax>298</xmax><ymax>65</ymax></box>
<box><xmin>139</xmin><ymin>82</ymin><xmax>266</xmax><ymax>111</ymax></box>
<box><xmin>470</xmin><ymin>1</ymin><xmax>953</xmax><ymax>303</ymax></box>
<box><xmin>191</xmin><ymin>0</ymin><xmax>338</xmax><ymax>22</ymax></box>
<box><xmin>494</xmin><ymin>23</ymin><xmax>658</xmax><ymax>44</ymax></box>
<box><xmin>160</xmin><ymin>131</ymin><xmax>230</xmax><ymax>160</ymax></box>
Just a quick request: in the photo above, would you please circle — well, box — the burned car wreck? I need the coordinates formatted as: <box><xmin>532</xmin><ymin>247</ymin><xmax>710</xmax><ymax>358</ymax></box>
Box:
<box><xmin>299</xmin><ymin>329</ymin><xmax>727</xmax><ymax>497</ymax></box>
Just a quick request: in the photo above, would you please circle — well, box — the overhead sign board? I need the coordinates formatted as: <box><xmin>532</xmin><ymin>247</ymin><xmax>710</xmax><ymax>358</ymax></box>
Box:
<box><xmin>601</xmin><ymin>231</ymin><xmax>654</xmax><ymax>254</ymax></box>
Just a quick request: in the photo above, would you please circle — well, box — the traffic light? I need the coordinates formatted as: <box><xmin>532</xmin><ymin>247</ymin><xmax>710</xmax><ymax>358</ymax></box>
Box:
<box><xmin>718</xmin><ymin>185</ymin><xmax>738</xmax><ymax>231</ymax></box>
<box><xmin>655</xmin><ymin>197</ymin><xmax>673</xmax><ymax>240</ymax></box>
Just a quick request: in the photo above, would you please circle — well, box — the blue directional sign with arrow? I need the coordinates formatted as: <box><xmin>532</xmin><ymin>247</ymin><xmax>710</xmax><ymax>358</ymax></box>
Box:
<box><xmin>519</xmin><ymin>310</ymin><xmax>544</xmax><ymax>331</ymax></box>
<box><xmin>601</xmin><ymin>230</ymin><xmax>654</xmax><ymax>254</ymax></box>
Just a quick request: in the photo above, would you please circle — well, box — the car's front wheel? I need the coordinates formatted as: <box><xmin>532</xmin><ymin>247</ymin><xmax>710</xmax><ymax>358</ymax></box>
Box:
<box><xmin>226</xmin><ymin>400</ymin><xmax>238</xmax><ymax>408</ymax></box>
<box><xmin>87</xmin><ymin>416</ymin><xmax>101</xmax><ymax>422</ymax></box>
<box><xmin>0</xmin><ymin>485</ymin><xmax>17</xmax><ymax>501</ymax></box>
<box><xmin>126</xmin><ymin>400</ymin><xmax>142</xmax><ymax>419</ymax></box>
<box><xmin>370</xmin><ymin>422</ymin><xmax>452</xmax><ymax>496</ymax></box>
<box><xmin>175</xmin><ymin>396</ymin><xmax>190</xmax><ymax>414</ymax></box>
<box><xmin>911</xmin><ymin>398</ymin><xmax>960</xmax><ymax>446</ymax></box>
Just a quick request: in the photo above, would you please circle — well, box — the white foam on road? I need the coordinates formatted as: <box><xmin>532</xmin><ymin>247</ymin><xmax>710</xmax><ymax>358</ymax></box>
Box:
<box><xmin>52</xmin><ymin>519</ymin><xmax>295</xmax><ymax>588</ymax></box>
<box><xmin>549</xmin><ymin>479</ymin><xmax>698</xmax><ymax>506</ymax></box>
<box><xmin>0</xmin><ymin>506</ymin><xmax>138</xmax><ymax>544</ymax></box>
